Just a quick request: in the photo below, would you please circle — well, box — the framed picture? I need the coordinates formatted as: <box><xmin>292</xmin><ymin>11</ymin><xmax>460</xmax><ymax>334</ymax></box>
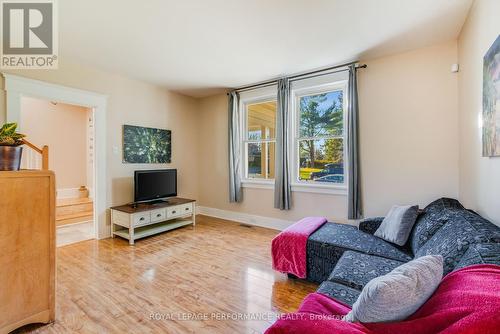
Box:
<box><xmin>123</xmin><ymin>125</ymin><xmax>171</xmax><ymax>163</ymax></box>
<box><xmin>482</xmin><ymin>35</ymin><xmax>500</xmax><ymax>157</ymax></box>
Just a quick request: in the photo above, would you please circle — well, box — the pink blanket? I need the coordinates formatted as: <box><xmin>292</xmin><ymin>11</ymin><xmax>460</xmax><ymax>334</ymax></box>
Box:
<box><xmin>271</xmin><ymin>217</ymin><xmax>327</xmax><ymax>278</ymax></box>
<box><xmin>266</xmin><ymin>264</ymin><xmax>500</xmax><ymax>334</ymax></box>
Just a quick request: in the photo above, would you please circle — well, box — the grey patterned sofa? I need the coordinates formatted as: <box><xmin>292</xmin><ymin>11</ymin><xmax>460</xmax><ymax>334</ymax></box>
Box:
<box><xmin>303</xmin><ymin>198</ymin><xmax>500</xmax><ymax>306</ymax></box>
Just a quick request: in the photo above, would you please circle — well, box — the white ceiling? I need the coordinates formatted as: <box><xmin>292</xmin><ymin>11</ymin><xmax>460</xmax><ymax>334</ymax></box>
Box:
<box><xmin>60</xmin><ymin>0</ymin><xmax>473</xmax><ymax>97</ymax></box>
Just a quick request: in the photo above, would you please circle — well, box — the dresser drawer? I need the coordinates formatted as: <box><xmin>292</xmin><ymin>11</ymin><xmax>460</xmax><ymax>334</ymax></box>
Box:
<box><xmin>132</xmin><ymin>212</ymin><xmax>151</xmax><ymax>227</ymax></box>
<box><xmin>150</xmin><ymin>208</ymin><xmax>166</xmax><ymax>223</ymax></box>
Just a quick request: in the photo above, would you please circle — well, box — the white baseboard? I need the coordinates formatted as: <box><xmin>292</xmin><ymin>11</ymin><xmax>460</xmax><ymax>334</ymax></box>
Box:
<box><xmin>196</xmin><ymin>206</ymin><xmax>294</xmax><ymax>231</ymax></box>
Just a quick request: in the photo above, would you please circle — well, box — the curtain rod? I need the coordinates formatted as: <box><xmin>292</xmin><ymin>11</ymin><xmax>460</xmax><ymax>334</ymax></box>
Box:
<box><xmin>228</xmin><ymin>61</ymin><xmax>367</xmax><ymax>94</ymax></box>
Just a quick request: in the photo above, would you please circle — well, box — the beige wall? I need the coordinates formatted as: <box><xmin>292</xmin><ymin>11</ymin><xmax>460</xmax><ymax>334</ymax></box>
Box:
<box><xmin>359</xmin><ymin>41</ymin><xmax>459</xmax><ymax>216</ymax></box>
<box><xmin>457</xmin><ymin>0</ymin><xmax>500</xmax><ymax>225</ymax></box>
<box><xmin>0</xmin><ymin>60</ymin><xmax>199</xmax><ymax>208</ymax></box>
<box><xmin>197</xmin><ymin>41</ymin><xmax>460</xmax><ymax>223</ymax></box>
<box><xmin>0</xmin><ymin>39</ymin><xmax>466</xmax><ymax>227</ymax></box>
<box><xmin>20</xmin><ymin>97</ymin><xmax>89</xmax><ymax>190</ymax></box>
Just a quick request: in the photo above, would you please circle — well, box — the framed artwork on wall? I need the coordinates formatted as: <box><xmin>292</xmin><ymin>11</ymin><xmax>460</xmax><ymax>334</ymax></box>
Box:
<box><xmin>482</xmin><ymin>34</ymin><xmax>500</xmax><ymax>157</ymax></box>
<box><xmin>123</xmin><ymin>125</ymin><xmax>171</xmax><ymax>163</ymax></box>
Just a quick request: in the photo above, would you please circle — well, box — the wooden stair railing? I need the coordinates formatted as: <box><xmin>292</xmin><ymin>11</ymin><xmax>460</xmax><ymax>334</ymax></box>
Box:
<box><xmin>22</xmin><ymin>139</ymin><xmax>49</xmax><ymax>170</ymax></box>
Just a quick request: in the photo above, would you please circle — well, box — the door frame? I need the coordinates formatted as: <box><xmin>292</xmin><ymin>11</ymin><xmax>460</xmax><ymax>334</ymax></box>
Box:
<box><xmin>2</xmin><ymin>73</ymin><xmax>109</xmax><ymax>239</ymax></box>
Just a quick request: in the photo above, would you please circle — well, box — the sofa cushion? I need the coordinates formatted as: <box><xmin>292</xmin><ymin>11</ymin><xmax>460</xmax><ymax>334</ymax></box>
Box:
<box><xmin>410</xmin><ymin>198</ymin><xmax>465</xmax><ymax>253</ymax></box>
<box><xmin>454</xmin><ymin>243</ymin><xmax>500</xmax><ymax>270</ymax></box>
<box><xmin>375</xmin><ymin>205</ymin><xmax>419</xmax><ymax>246</ymax></box>
<box><xmin>328</xmin><ymin>251</ymin><xmax>404</xmax><ymax>290</ymax></box>
<box><xmin>416</xmin><ymin>210</ymin><xmax>500</xmax><ymax>274</ymax></box>
<box><xmin>307</xmin><ymin>223</ymin><xmax>412</xmax><ymax>283</ymax></box>
<box><xmin>316</xmin><ymin>281</ymin><xmax>361</xmax><ymax>307</ymax></box>
<box><xmin>344</xmin><ymin>255</ymin><xmax>443</xmax><ymax>323</ymax></box>
<box><xmin>358</xmin><ymin>217</ymin><xmax>384</xmax><ymax>234</ymax></box>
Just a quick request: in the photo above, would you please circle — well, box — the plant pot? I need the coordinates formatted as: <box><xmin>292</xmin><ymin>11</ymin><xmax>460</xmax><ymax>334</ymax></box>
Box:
<box><xmin>0</xmin><ymin>146</ymin><xmax>23</xmax><ymax>171</ymax></box>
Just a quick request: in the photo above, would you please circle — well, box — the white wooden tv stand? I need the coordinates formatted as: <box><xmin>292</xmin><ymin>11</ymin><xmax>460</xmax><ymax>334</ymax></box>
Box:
<box><xmin>110</xmin><ymin>197</ymin><xmax>196</xmax><ymax>245</ymax></box>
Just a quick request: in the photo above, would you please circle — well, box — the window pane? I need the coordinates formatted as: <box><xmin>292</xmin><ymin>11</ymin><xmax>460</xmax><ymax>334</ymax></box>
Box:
<box><xmin>299</xmin><ymin>90</ymin><xmax>343</xmax><ymax>138</ymax></box>
<box><xmin>247</xmin><ymin>101</ymin><xmax>277</xmax><ymax>140</ymax></box>
<box><xmin>247</xmin><ymin>142</ymin><xmax>275</xmax><ymax>179</ymax></box>
<box><xmin>298</xmin><ymin>138</ymin><xmax>344</xmax><ymax>183</ymax></box>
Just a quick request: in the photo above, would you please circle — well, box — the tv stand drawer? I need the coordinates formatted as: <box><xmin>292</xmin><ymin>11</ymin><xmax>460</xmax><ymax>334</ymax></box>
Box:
<box><xmin>150</xmin><ymin>208</ymin><xmax>166</xmax><ymax>223</ymax></box>
<box><xmin>180</xmin><ymin>204</ymin><xmax>193</xmax><ymax>215</ymax></box>
<box><xmin>166</xmin><ymin>206</ymin><xmax>180</xmax><ymax>218</ymax></box>
<box><xmin>133</xmin><ymin>213</ymin><xmax>151</xmax><ymax>227</ymax></box>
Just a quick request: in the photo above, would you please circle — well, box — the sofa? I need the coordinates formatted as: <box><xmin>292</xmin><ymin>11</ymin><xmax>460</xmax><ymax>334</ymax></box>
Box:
<box><xmin>303</xmin><ymin>198</ymin><xmax>500</xmax><ymax>307</ymax></box>
<box><xmin>267</xmin><ymin>265</ymin><xmax>500</xmax><ymax>334</ymax></box>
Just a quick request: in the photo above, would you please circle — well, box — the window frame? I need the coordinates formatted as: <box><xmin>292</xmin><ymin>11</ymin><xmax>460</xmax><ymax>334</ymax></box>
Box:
<box><xmin>239</xmin><ymin>88</ymin><xmax>278</xmax><ymax>186</ymax></box>
<box><xmin>289</xmin><ymin>80</ymin><xmax>348</xmax><ymax>194</ymax></box>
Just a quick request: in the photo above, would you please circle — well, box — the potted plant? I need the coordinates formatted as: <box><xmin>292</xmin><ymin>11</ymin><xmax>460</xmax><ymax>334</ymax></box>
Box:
<box><xmin>0</xmin><ymin>123</ymin><xmax>26</xmax><ymax>171</ymax></box>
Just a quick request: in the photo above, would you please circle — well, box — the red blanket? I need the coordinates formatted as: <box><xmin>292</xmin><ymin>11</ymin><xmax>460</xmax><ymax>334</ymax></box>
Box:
<box><xmin>266</xmin><ymin>264</ymin><xmax>500</xmax><ymax>334</ymax></box>
<box><xmin>271</xmin><ymin>217</ymin><xmax>327</xmax><ymax>278</ymax></box>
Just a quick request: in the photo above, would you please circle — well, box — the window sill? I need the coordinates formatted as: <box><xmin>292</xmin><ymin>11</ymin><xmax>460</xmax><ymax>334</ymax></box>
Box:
<box><xmin>292</xmin><ymin>183</ymin><xmax>347</xmax><ymax>195</ymax></box>
<box><xmin>241</xmin><ymin>180</ymin><xmax>347</xmax><ymax>195</ymax></box>
<box><xmin>241</xmin><ymin>180</ymin><xmax>274</xmax><ymax>189</ymax></box>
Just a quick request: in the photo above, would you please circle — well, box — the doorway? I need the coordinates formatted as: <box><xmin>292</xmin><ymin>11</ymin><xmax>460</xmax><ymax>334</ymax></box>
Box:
<box><xmin>3</xmin><ymin>73</ymin><xmax>108</xmax><ymax>240</ymax></box>
<box><xmin>20</xmin><ymin>97</ymin><xmax>95</xmax><ymax>246</ymax></box>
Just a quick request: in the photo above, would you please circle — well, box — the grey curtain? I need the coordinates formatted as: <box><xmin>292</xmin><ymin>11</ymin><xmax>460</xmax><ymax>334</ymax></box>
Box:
<box><xmin>274</xmin><ymin>78</ymin><xmax>292</xmax><ymax>210</ymax></box>
<box><xmin>347</xmin><ymin>65</ymin><xmax>362</xmax><ymax>219</ymax></box>
<box><xmin>228</xmin><ymin>91</ymin><xmax>242</xmax><ymax>203</ymax></box>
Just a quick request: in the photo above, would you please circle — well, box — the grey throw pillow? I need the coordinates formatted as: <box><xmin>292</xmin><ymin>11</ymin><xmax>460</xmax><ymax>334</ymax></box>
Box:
<box><xmin>343</xmin><ymin>255</ymin><xmax>443</xmax><ymax>323</ymax></box>
<box><xmin>374</xmin><ymin>205</ymin><xmax>419</xmax><ymax>246</ymax></box>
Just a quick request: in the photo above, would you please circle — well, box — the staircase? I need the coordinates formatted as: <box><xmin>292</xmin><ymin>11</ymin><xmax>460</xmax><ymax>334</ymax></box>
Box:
<box><xmin>56</xmin><ymin>198</ymin><xmax>93</xmax><ymax>227</ymax></box>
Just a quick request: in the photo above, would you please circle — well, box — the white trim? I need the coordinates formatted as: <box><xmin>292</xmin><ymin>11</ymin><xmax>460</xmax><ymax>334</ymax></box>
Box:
<box><xmin>196</xmin><ymin>205</ymin><xmax>293</xmax><ymax>231</ymax></box>
<box><xmin>290</xmin><ymin>78</ymin><xmax>349</xmax><ymax>189</ymax></box>
<box><xmin>291</xmin><ymin>183</ymin><xmax>347</xmax><ymax>195</ymax></box>
<box><xmin>239</xmin><ymin>86</ymin><xmax>277</xmax><ymax>182</ymax></box>
<box><xmin>241</xmin><ymin>180</ymin><xmax>274</xmax><ymax>189</ymax></box>
<box><xmin>241</xmin><ymin>180</ymin><xmax>346</xmax><ymax>195</ymax></box>
<box><xmin>2</xmin><ymin>73</ymin><xmax>109</xmax><ymax>240</ymax></box>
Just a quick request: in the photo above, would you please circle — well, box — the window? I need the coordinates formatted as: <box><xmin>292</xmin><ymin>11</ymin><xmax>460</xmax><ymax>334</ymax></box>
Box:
<box><xmin>243</xmin><ymin>100</ymin><xmax>277</xmax><ymax>180</ymax></box>
<box><xmin>294</xmin><ymin>84</ymin><xmax>347</xmax><ymax>187</ymax></box>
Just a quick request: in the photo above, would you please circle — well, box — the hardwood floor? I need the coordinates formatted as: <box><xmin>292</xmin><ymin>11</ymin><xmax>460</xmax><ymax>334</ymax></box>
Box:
<box><xmin>14</xmin><ymin>215</ymin><xmax>317</xmax><ymax>334</ymax></box>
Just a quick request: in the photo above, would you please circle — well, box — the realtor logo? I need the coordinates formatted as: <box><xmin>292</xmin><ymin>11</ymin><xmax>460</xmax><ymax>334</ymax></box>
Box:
<box><xmin>1</xmin><ymin>0</ymin><xmax>58</xmax><ymax>69</ymax></box>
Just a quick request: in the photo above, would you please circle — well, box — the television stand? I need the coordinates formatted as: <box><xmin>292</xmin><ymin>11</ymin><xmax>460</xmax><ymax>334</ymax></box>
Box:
<box><xmin>148</xmin><ymin>199</ymin><xmax>169</xmax><ymax>205</ymax></box>
<box><xmin>110</xmin><ymin>197</ymin><xmax>196</xmax><ymax>245</ymax></box>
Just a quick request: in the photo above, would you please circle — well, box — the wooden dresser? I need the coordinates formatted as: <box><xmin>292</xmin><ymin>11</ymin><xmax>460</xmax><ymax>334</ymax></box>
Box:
<box><xmin>0</xmin><ymin>170</ymin><xmax>56</xmax><ymax>334</ymax></box>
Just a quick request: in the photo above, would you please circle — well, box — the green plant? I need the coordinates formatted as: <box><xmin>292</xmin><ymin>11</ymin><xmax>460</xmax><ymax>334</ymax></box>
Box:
<box><xmin>0</xmin><ymin>123</ymin><xmax>25</xmax><ymax>146</ymax></box>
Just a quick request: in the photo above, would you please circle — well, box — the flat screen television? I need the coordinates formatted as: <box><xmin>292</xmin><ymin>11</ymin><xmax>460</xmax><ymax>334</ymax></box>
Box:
<box><xmin>134</xmin><ymin>169</ymin><xmax>177</xmax><ymax>203</ymax></box>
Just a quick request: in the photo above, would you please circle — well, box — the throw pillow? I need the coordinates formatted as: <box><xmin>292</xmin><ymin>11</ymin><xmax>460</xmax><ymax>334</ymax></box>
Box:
<box><xmin>375</xmin><ymin>205</ymin><xmax>419</xmax><ymax>246</ymax></box>
<box><xmin>344</xmin><ymin>255</ymin><xmax>443</xmax><ymax>323</ymax></box>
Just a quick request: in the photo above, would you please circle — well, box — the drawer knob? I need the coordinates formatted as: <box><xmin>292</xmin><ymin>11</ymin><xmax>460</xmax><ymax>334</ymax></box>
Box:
<box><xmin>157</xmin><ymin>214</ymin><xmax>161</xmax><ymax>217</ymax></box>
<box><xmin>172</xmin><ymin>211</ymin><xmax>176</xmax><ymax>214</ymax></box>
<box><xmin>140</xmin><ymin>217</ymin><xmax>145</xmax><ymax>221</ymax></box>
<box><xmin>185</xmin><ymin>207</ymin><xmax>189</xmax><ymax>210</ymax></box>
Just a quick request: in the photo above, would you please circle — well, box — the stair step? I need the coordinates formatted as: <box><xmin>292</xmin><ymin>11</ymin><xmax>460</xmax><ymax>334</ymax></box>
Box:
<box><xmin>56</xmin><ymin>211</ymin><xmax>93</xmax><ymax>227</ymax></box>
<box><xmin>56</xmin><ymin>197</ymin><xmax>93</xmax><ymax>217</ymax></box>
<box><xmin>56</xmin><ymin>211</ymin><xmax>93</xmax><ymax>221</ymax></box>
<box><xmin>57</xmin><ymin>197</ymin><xmax>93</xmax><ymax>207</ymax></box>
